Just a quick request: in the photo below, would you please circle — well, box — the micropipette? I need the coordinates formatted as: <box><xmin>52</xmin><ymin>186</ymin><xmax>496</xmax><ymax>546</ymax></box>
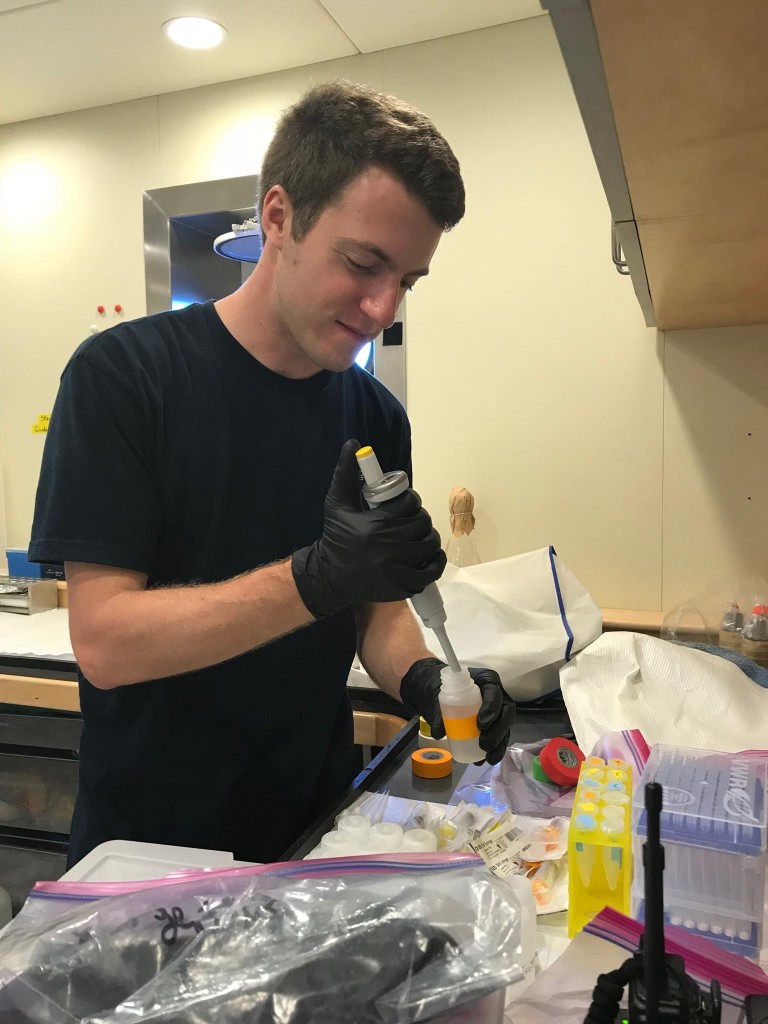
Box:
<box><xmin>355</xmin><ymin>445</ymin><xmax>462</xmax><ymax>672</ymax></box>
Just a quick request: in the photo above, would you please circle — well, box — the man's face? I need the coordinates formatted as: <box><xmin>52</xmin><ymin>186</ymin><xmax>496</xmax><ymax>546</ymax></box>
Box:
<box><xmin>271</xmin><ymin>167</ymin><xmax>444</xmax><ymax>375</ymax></box>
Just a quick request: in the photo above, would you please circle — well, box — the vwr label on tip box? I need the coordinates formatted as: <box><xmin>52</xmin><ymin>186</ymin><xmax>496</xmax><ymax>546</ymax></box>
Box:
<box><xmin>31</xmin><ymin>414</ymin><xmax>51</xmax><ymax>434</ymax></box>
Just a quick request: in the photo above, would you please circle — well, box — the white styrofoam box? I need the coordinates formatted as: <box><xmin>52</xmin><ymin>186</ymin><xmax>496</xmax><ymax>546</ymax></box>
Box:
<box><xmin>61</xmin><ymin>839</ymin><xmax>256</xmax><ymax>882</ymax></box>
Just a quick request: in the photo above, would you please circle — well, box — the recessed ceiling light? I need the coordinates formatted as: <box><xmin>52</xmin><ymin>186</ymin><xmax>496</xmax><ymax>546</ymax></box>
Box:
<box><xmin>162</xmin><ymin>16</ymin><xmax>227</xmax><ymax>49</ymax></box>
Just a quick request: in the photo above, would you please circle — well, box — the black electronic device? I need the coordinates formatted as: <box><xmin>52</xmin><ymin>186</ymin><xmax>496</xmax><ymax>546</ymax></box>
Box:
<box><xmin>584</xmin><ymin>782</ymin><xmax>722</xmax><ymax>1024</ymax></box>
<box><xmin>743</xmin><ymin>995</ymin><xmax>768</xmax><ymax>1024</ymax></box>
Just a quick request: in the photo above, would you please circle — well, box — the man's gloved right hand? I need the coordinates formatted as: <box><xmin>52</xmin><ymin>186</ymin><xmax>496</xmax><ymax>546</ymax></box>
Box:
<box><xmin>292</xmin><ymin>439</ymin><xmax>446</xmax><ymax>618</ymax></box>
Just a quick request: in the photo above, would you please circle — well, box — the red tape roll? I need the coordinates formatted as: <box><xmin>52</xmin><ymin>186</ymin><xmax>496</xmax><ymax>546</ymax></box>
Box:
<box><xmin>538</xmin><ymin>737</ymin><xmax>584</xmax><ymax>786</ymax></box>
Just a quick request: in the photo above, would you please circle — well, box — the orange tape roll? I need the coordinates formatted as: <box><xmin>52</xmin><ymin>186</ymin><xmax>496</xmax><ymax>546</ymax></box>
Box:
<box><xmin>412</xmin><ymin>748</ymin><xmax>454</xmax><ymax>779</ymax></box>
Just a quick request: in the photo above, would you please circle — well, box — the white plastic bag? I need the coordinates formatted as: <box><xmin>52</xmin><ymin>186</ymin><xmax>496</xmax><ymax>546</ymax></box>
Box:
<box><xmin>414</xmin><ymin>547</ymin><xmax>602</xmax><ymax>701</ymax></box>
<box><xmin>561</xmin><ymin>631</ymin><xmax>768</xmax><ymax>753</ymax></box>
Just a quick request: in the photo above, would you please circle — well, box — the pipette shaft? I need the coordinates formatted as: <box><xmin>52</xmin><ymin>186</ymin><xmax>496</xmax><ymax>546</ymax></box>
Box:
<box><xmin>432</xmin><ymin>625</ymin><xmax>461</xmax><ymax>673</ymax></box>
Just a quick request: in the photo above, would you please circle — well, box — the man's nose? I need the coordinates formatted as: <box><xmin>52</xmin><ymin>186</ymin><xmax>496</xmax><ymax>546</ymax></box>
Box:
<box><xmin>360</xmin><ymin>282</ymin><xmax>401</xmax><ymax>331</ymax></box>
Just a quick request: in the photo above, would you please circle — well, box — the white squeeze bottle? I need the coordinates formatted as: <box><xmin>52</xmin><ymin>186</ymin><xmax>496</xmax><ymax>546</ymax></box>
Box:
<box><xmin>438</xmin><ymin>666</ymin><xmax>484</xmax><ymax>763</ymax></box>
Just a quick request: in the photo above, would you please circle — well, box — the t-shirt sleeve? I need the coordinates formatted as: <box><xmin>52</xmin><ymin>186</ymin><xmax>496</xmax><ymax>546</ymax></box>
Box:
<box><xmin>390</xmin><ymin>406</ymin><xmax>413</xmax><ymax>485</ymax></box>
<box><xmin>29</xmin><ymin>349</ymin><xmax>162</xmax><ymax>573</ymax></box>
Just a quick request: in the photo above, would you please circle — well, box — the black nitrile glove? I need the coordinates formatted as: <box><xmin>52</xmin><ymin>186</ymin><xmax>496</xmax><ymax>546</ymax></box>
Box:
<box><xmin>292</xmin><ymin>439</ymin><xmax>446</xmax><ymax>619</ymax></box>
<box><xmin>400</xmin><ymin>658</ymin><xmax>516</xmax><ymax>765</ymax></box>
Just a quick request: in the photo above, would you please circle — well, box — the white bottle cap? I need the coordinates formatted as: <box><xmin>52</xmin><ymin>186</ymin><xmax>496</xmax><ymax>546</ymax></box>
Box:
<box><xmin>320</xmin><ymin>831</ymin><xmax>357</xmax><ymax>856</ymax></box>
<box><xmin>369</xmin><ymin>822</ymin><xmax>404</xmax><ymax>852</ymax></box>
<box><xmin>402</xmin><ymin>828</ymin><xmax>438</xmax><ymax>852</ymax></box>
<box><xmin>337</xmin><ymin>814</ymin><xmax>371</xmax><ymax>840</ymax></box>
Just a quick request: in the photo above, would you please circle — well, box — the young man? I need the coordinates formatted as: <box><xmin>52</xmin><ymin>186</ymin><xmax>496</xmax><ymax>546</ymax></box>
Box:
<box><xmin>30</xmin><ymin>81</ymin><xmax>514</xmax><ymax>865</ymax></box>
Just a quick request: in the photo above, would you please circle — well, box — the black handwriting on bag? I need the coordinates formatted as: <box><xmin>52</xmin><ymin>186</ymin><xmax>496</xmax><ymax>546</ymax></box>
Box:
<box><xmin>154</xmin><ymin>906</ymin><xmax>204</xmax><ymax>946</ymax></box>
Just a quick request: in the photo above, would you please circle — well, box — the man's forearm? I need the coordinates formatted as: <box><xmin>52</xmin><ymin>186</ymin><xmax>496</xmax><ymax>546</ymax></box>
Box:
<box><xmin>69</xmin><ymin>560</ymin><xmax>315</xmax><ymax>688</ymax></box>
<box><xmin>355</xmin><ymin>601</ymin><xmax>437</xmax><ymax>702</ymax></box>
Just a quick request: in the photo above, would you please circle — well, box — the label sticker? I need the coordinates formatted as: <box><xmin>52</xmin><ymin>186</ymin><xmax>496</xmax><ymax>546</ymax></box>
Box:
<box><xmin>469</xmin><ymin>811</ymin><xmax>531</xmax><ymax>877</ymax></box>
<box><xmin>32</xmin><ymin>413</ymin><xmax>51</xmax><ymax>434</ymax></box>
<box><xmin>443</xmin><ymin>714</ymin><xmax>480</xmax><ymax>741</ymax></box>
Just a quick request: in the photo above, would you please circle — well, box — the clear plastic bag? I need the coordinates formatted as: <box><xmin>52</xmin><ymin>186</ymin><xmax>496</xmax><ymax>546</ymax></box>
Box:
<box><xmin>0</xmin><ymin>855</ymin><xmax>522</xmax><ymax>1024</ymax></box>
<box><xmin>491</xmin><ymin>741</ymin><xmax>578</xmax><ymax>818</ymax></box>
<box><xmin>660</xmin><ymin>573</ymin><xmax>768</xmax><ymax>648</ymax></box>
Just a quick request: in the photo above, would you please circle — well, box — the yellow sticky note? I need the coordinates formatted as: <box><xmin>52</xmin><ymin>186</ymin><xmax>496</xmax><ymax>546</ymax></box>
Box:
<box><xmin>32</xmin><ymin>413</ymin><xmax>51</xmax><ymax>434</ymax></box>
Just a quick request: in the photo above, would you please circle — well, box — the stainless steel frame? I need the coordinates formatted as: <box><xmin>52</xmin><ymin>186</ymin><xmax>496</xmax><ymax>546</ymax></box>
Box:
<box><xmin>142</xmin><ymin>175</ymin><xmax>407</xmax><ymax>406</ymax></box>
<box><xmin>143</xmin><ymin>175</ymin><xmax>259</xmax><ymax>315</ymax></box>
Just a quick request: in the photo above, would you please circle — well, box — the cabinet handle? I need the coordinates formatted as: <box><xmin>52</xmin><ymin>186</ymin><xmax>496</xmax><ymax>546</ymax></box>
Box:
<box><xmin>611</xmin><ymin>223</ymin><xmax>630</xmax><ymax>275</ymax></box>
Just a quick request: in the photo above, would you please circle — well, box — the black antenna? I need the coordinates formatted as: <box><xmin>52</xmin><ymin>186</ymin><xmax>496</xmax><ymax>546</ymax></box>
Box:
<box><xmin>643</xmin><ymin>782</ymin><xmax>665</xmax><ymax>1023</ymax></box>
<box><xmin>585</xmin><ymin>781</ymin><xmax>723</xmax><ymax>1024</ymax></box>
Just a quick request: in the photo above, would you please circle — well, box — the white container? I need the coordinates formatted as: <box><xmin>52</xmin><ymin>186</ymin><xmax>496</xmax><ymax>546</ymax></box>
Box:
<box><xmin>402</xmin><ymin>828</ymin><xmax>438</xmax><ymax>852</ymax></box>
<box><xmin>320</xmin><ymin>831</ymin><xmax>359</xmax><ymax>856</ymax></box>
<box><xmin>438</xmin><ymin>666</ymin><xmax>483</xmax><ymax>763</ymax></box>
<box><xmin>368</xmin><ymin>822</ymin><xmax>404</xmax><ymax>853</ymax></box>
<box><xmin>337</xmin><ymin>814</ymin><xmax>371</xmax><ymax>842</ymax></box>
<box><xmin>60</xmin><ymin>839</ymin><xmax>249</xmax><ymax>882</ymax></box>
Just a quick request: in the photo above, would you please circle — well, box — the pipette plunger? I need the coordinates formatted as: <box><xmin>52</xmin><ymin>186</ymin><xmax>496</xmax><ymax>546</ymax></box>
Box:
<box><xmin>355</xmin><ymin>446</ymin><xmax>460</xmax><ymax>671</ymax></box>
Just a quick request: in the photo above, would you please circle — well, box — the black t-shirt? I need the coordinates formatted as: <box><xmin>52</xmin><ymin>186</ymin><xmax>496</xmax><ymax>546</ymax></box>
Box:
<box><xmin>29</xmin><ymin>301</ymin><xmax>411</xmax><ymax>864</ymax></box>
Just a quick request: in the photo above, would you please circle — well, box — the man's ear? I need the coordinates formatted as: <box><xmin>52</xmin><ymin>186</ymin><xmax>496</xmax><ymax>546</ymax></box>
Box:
<box><xmin>261</xmin><ymin>185</ymin><xmax>293</xmax><ymax>250</ymax></box>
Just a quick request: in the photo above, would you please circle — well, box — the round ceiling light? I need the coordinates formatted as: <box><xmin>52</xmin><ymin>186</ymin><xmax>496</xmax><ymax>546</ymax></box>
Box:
<box><xmin>162</xmin><ymin>16</ymin><xmax>228</xmax><ymax>49</ymax></box>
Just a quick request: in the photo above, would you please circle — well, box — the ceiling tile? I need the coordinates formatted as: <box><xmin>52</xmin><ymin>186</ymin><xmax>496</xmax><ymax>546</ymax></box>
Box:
<box><xmin>0</xmin><ymin>0</ymin><xmax>62</xmax><ymax>11</ymax></box>
<box><xmin>320</xmin><ymin>0</ymin><xmax>545</xmax><ymax>53</ymax></box>
<box><xmin>0</xmin><ymin>0</ymin><xmax>547</xmax><ymax>126</ymax></box>
<box><xmin>0</xmin><ymin>0</ymin><xmax>357</xmax><ymax>125</ymax></box>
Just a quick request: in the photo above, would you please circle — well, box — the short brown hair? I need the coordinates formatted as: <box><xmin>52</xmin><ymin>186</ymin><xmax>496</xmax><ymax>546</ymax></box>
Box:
<box><xmin>259</xmin><ymin>80</ymin><xmax>465</xmax><ymax>241</ymax></box>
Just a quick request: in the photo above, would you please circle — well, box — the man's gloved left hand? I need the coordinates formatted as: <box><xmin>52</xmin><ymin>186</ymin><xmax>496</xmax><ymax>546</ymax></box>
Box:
<box><xmin>400</xmin><ymin>657</ymin><xmax>515</xmax><ymax>765</ymax></box>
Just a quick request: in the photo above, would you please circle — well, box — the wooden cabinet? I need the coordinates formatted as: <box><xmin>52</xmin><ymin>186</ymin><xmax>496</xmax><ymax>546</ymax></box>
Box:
<box><xmin>543</xmin><ymin>0</ymin><xmax>768</xmax><ymax>330</ymax></box>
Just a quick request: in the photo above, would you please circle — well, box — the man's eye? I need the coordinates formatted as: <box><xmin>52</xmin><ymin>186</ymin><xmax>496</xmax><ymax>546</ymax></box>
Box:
<box><xmin>346</xmin><ymin>257</ymin><xmax>376</xmax><ymax>274</ymax></box>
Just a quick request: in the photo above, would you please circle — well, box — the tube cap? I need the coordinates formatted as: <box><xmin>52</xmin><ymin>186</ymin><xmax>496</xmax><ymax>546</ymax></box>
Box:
<box><xmin>412</xmin><ymin>748</ymin><xmax>453</xmax><ymax>778</ymax></box>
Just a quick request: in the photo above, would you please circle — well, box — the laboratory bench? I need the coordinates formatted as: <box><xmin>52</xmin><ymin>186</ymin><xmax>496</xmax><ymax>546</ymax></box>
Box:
<box><xmin>281</xmin><ymin>697</ymin><xmax>574</xmax><ymax>860</ymax></box>
<box><xmin>0</xmin><ymin>643</ymin><xmax>574</xmax><ymax>916</ymax></box>
<box><xmin>0</xmin><ymin>597</ymin><xmax>596</xmax><ymax>914</ymax></box>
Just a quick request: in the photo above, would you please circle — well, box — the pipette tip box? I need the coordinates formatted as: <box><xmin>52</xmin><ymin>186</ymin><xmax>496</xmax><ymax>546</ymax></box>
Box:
<box><xmin>632</xmin><ymin>744</ymin><xmax>767</xmax><ymax>960</ymax></box>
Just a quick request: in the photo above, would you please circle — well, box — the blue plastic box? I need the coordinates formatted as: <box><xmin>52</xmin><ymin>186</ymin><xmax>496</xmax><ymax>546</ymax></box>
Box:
<box><xmin>5</xmin><ymin>549</ymin><xmax>42</xmax><ymax>579</ymax></box>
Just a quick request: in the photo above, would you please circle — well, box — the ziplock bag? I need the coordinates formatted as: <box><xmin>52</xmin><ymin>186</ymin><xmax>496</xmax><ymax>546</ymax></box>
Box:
<box><xmin>492</xmin><ymin>740</ymin><xmax>579</xmax><ymax>818</ymax></box>
<box><xmin>587</xmin><ymin>728</ymin><xmax>651</xmax><ymax>777</ymax></box>
<box><xmin>409</xmin><ymin>547</ymin><xmax>601</xmax><ymax>700</ymax></box>
<box><xmin>0</xmin><ymin>854</ymin><xmax>522</xmax><ymax>1024</ymax></box>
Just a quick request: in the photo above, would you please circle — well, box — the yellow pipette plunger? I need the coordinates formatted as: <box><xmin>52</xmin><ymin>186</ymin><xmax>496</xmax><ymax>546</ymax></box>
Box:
<box><xmin>355</xmin><ymin>446</ymin><xmax>461</xmax><ymax>673</ymax></box>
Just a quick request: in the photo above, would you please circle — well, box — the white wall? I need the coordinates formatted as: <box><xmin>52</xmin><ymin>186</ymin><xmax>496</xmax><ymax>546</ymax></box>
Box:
<box><xmin>1</xmin><ymin>17</ymin><xmax>766</xmax><ymax>611</ymax></box>
<box><xmin>0</xmin><ymin>97</ymin><xmax>160</xmax><ymax>564</ymax></box>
